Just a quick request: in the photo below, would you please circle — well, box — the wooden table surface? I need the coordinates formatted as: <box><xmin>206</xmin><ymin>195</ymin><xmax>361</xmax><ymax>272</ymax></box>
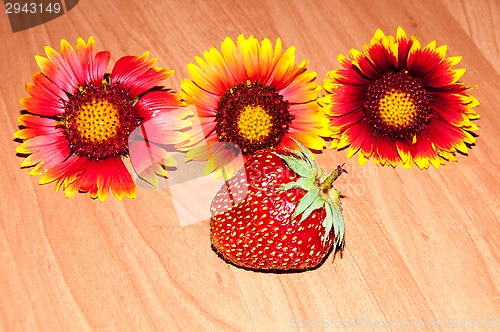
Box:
<box><xmin>1</xmin><ymin>0</ymin><xmax>498</xmax><ymax>330</ymax></box>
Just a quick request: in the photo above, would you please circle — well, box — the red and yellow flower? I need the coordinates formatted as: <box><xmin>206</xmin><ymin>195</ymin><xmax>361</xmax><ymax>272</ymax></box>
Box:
<box><xmin>321</xmin><ymin>27</ymin><xmax>480</xmax><ymax>169</ymax></box>
<box><xmin>15</xmin><ymin>37</ymin><xmax>191</xmax><ymax>201</ymax></box>
<box><xmin>179</xmin><ymin>34</ymin><xmax>330</xmax><ymax>178</ymax></box>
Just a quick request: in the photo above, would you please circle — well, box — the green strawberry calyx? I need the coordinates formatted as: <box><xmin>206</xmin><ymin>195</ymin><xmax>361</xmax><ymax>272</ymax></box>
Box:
<box><xmin>272</xmin><ymin>140</ymin><xmax>346</xmax><ymax>249</ymax></box>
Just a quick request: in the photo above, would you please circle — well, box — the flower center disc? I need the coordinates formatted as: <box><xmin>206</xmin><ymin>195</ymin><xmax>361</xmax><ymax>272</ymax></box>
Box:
<box><xmin>237</xmin><ymin>105</ymin><xmax>273</xmax><ymax>142</ymax></box>
<box><xmin>215</xmin><ymin>81</ymin><xmax>293</xmax><ymax>155</ymax></box>
<box><xmin>62</xmin><ymin>82</ymin><xmax>138</xmax><ymax>159</ymax></box>
<box><xmin>364</xmin><ymin>71</ymin><xmax>432</xmax><ymax>140</ymax></box>
<box><xmin>75</xmin><ymin>99</ymin><xmax>120</xmax><ymax>143</ymax></box>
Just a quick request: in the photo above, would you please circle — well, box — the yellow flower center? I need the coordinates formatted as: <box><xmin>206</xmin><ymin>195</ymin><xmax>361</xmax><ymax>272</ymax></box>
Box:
<box><xmin>237</xmin><ymin>105</ymin><xmax>273</xmax><ymax>142</ymax></box>
<box><xmin>378</xmin><ymin>89</ymin><xmax>417</xmax><ymax>128</ymax></box>
<box><xmin>75</xmin><ymin>99</ymin><xmax>120</xmax><ymax>143</ymax></box>
<box><xmin>62</xmin><ymin>83</ymin><xmax>138</xmax><ymax>159</ymax></box>
<box><xmin>216</xmin><ymin>81</ymin><xmax>293</xmax><ymax>155</ymax></box>
<box><xmin>364</xmin><ymin>71</ymin><xmax>432</xmax><ymax>140</ymax></box>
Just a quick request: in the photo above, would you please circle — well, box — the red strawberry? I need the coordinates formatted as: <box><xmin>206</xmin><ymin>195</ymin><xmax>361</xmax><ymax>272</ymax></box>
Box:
<box><xmin>210</xmin><ymin>141</ymin><xmax>346</xmax><ymax>271</ymax></box>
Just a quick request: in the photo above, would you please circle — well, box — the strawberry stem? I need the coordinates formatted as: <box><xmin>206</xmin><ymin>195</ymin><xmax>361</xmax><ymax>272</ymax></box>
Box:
<box><xmin>320</xmin><ymin>164</ymin><xmax>347</xmax><ymax>192</ymax></box>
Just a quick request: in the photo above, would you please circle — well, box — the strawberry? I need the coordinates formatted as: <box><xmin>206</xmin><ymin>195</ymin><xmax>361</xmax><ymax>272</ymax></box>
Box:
<box><xmin>210</xmin><ymin>141</ymin><xmax>346</xmax><ymax>271</ymax></box>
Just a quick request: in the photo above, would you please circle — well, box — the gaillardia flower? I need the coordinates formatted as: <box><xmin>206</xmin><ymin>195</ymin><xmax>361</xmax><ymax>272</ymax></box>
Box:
<box><xmin>179</xmin><ymin>34</ymin><xmax>330</xmax><ymax>178</ymax></box>
<box><xmin>321</xmin><ymin>27</ymin><xmax>480</xmax><ymax>169</ymax></box>
<box><xmin>15</xmin><ymin>37</ymin><xmax>191</xmax><ymax>201</ymax></box>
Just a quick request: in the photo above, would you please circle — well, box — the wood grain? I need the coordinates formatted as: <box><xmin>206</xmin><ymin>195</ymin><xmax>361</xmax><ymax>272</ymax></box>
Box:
<box><xmin>0</xmin><ymin>0</ymin><xmax>498</xmax><ymax>330</ymax></box>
